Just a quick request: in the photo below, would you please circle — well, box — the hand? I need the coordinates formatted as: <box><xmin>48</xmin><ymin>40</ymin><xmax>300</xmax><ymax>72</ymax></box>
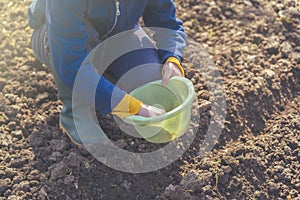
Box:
<box><xmin>137</xmin><ymin>104</ymin><xmax>166</xmax><ymax>117</ymax></box>
<box><xmin>162</xmin><ymin>62</ymin><xmax>183</xmax><ymax>86</ymax></box>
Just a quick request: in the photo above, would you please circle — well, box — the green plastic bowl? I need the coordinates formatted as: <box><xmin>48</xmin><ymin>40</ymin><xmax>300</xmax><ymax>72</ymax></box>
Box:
<box><xmin>123</xmin><ymin>77</ymin><xmax>195</xmax><ymax>143</ymax></box>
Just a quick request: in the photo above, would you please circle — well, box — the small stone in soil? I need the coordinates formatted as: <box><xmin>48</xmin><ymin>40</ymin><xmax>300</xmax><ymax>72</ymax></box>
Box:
<box><xmin>12</xmin><ymin>130</ymin><xmax>23</xmax><ymax>139</ymax></box>
<box><xmin>115</xmin><ymin>139</ymin><xmax>127</xmax><ymax>149</ymax></box>
<box><xmin>262</xmin><ymin>69</ymin><xmax>275</xmax><ymax>79</ymax></box>
<box><xmin>5</xmin><ymin>105</ymin><xmax>19</xmax><ymax>117</ymax></box>
<box><xmin>35</xmin><ymin>92</ymin><xmax>49</xmax><ymax>103</ymax></box>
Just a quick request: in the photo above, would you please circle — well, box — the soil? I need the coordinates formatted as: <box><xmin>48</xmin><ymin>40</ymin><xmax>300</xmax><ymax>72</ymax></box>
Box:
<box><xmin>0</xmin><ymin>0</ymin><xmax>299</xmax><ymax>200</ymax></box>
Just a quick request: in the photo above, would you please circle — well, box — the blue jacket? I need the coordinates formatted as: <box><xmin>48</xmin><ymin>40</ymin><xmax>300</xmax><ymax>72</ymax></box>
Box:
<box><xmin>28</xmin><ymin>0</ymin><xmax>186</xmax><ymax>114</ymax></box>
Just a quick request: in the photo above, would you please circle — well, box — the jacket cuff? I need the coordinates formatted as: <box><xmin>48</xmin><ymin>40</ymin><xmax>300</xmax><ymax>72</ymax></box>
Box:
<box><xmin>165</xmin><ymin>56</ymin><xmax>185</xmax><ymax>77</ymax></box>
<box><xmin>110</xmin><ymin>94</ymin><xmax>143</xmax><ymax>118</ymax></box>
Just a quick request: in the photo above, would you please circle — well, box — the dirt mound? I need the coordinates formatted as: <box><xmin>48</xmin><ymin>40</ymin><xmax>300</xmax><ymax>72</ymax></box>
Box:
<box><xmin>159</xmin><ymin>98</ymin><xmax>300</xmax><ymax>199</ymax></box>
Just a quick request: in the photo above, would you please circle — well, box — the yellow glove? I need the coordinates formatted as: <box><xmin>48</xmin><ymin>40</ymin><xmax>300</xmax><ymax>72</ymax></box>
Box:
<box><xmin>111</xmin><ymin>94</ymin><xmax>143</xmax><ymax>118</ymax></box>
<box><xmin>111</xmin><ymin>94</ymin><xmax>165</xmax><ymax>118</ymax></box>
<box><xmin>162</xmin><ymin>57</ymin><xmax>184</xmax><ymax>86</ymax></box>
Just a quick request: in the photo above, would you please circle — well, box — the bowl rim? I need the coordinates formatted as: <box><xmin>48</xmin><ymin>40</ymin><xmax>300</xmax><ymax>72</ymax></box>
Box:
<box><xmin>123</xmin><ymin>77</ymin><xmax>195</xmax><ymax>125</ymax></box>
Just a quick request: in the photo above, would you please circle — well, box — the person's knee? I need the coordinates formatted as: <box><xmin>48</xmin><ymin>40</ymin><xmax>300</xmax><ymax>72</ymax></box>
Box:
<box><xmin>31</xmin><ymin>24</ymin><xmax>50</xmax><ymax>66</ymax></box>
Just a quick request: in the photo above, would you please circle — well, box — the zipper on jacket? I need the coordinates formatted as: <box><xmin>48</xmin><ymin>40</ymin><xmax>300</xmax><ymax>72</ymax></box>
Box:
<box><xmin>102</xmin><ymin>0</ymin><xmax>120</xmax><ymax>40</ymax></box>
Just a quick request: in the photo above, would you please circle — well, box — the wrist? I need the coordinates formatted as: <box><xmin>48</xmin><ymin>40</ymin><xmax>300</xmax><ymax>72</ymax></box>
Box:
<box><xmin>165</xmin><ymin>57</ymin><xmax>184</xmax><ymax>77</ymax></box>
<box><xmin>111</xmin><ymin>94</ymin><xmax>142</xmax><ymax>118</ymax></box>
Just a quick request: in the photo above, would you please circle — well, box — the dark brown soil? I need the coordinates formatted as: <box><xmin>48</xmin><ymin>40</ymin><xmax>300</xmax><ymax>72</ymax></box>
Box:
<box><xmin>0</xmin><ymin>0</ymin><xmax>299</xmax><ymax>199</ymax></box>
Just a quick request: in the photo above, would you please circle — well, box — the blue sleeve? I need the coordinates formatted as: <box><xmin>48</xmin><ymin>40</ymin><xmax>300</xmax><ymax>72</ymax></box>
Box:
<box><xmin>46</xmin><ymin>0</ymin><xmax>126</xmax><ymax>114</ymax></box>
<box><xmin>142</xmin><ymin>0</ymin><xmax>186</xmax><ymax>64</ymax></box>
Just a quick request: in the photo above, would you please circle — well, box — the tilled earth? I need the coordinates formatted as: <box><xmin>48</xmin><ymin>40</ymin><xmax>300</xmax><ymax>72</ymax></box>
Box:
<box><xmin>0</xmin><ymin>0</ymin><xmax>299</xmax><ymax>199</ymax></box>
